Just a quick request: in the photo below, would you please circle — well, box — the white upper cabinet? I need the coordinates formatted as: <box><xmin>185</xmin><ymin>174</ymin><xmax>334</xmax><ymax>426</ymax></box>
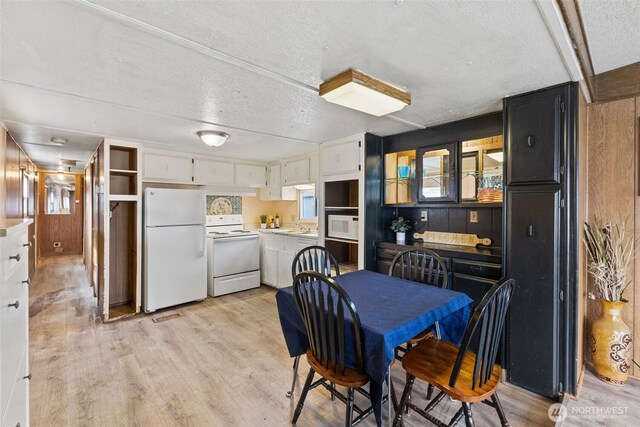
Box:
<box><xmin>282</xmin><ymin>158</ymin><xmax>310</xmax><ymax>185</ymax></box>
<box><xmin>193</xmin><ymin>159</ymin><xmax>234</xmax><ymax>185</ymax></box>
<box><xmin>320</xmin><ymin>139</ymin><xmax>361</xmax><ymax>176</ymax></box>
<box><xmin>143</xmin><ymin>153</ymin><xmax>192</xmax><ymax>183</ymax></box>
<box><xmin>235</xmin><ymin>164</ymin><xmax>267</xmax><ymax>187</ymax></box>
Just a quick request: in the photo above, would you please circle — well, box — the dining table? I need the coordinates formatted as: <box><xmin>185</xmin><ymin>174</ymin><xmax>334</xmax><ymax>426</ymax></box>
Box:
<box><xmin>275</xmin><ymin>269</ymin><xmax>474</xmax><ymax>427</ymax></box>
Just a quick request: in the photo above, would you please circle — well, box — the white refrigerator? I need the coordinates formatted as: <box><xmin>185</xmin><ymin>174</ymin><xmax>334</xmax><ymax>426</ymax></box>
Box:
<box><xmin>143</xmin><ymin>188</ymin><xmax>207</xmax><ymax>312</ymax></box>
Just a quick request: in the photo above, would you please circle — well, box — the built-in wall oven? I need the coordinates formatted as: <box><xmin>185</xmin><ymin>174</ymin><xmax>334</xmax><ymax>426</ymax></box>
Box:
<box><xmin>206</xmin><ymin>215</ymin><xmax>260</xmax><ymax>297</ymax></box>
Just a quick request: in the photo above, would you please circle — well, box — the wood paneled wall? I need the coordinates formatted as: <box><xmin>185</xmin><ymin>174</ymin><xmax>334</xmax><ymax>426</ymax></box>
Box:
<box><xmin>0</xmin><ymin>130</ymin><xmax>38</xmax><ymax>275</ymax></box>
<box><xmin>586</xmin><ymin>96</ymin><xmax>639</xmax><ymax>377</ymax></box>
<box><xmin>38</xmin><ymin>172</ymin><xmax>84</xmax><ymax>257</ymax></box>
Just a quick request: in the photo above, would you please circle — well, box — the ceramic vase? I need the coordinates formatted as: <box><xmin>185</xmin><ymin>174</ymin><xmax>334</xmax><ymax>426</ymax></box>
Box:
<box><xmin>396</xmin><ymin>232</ymin><xmax>405</xmax><ymax>243</ymax></box>
<box><xmin>260</xmin><ymin>223</ymin><xmax>267</xmax><ymax>229</ymax></box>
<box><xmin>591</xmin><ymin>298</ymin><xmax>632</xmax><ymax>385</ymax></box>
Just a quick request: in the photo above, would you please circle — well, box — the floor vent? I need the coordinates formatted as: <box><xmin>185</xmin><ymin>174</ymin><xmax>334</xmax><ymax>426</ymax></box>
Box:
<box><xmin>152</xmin><ymin>313</ymin><xmax>181</xmax><ymax>323</ymax></box>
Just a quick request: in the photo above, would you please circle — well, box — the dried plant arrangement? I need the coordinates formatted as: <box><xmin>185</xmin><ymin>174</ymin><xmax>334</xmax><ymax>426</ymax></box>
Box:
<box><xmin>583</xmin><ymin>218</ymin><xmax>634</xmax><ymax>301</ymax></box>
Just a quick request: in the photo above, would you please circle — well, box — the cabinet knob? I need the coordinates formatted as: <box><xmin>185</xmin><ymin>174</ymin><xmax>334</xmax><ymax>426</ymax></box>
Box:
<box><xmin>527</xmin><ymin>135</ymin><xmax>535</xmax><ymax>148</ymax></box>
<box><xmin>23</xmin><ymin>242</ymin><xmax>32</xmax><ymax>248</ymax></box>
<box><xmin>23</xmin><ymin>373</ymin><xmax>31</xmax><ymax>380</ymax></box>
<box><xmin>9</xmin><ymin>253</ymin><xmax>21</xmax><ymax>262</ymax></box>
<box><xmin>22</xmin><ymin>278</ymin><xmax>31</xmax><ymax>286</ymax></box>
<box><xmin>8</xmin><ymin>300</ymin><xmax>20</xmax><ymax>309</ymax></box>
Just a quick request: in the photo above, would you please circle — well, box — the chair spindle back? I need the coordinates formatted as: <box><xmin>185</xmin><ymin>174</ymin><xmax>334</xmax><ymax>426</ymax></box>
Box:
<box><xmin>449</xmin><ymin>277</ymin><xmax>515</xmax><ymax>390</ymax></box>
<box><xmin>389</xmin><ymin>249</ymin><xmax>448</xmax><ymax>289</ymax></box>
<box><xmin>292</xmin><ymin>245</ymin><xmax>340</xmax><ymax>279</ymax></box>
<box><xmin>293</xmin><ymin>271</ymin><xmax>365</xmax><ymax>375</ymax></box>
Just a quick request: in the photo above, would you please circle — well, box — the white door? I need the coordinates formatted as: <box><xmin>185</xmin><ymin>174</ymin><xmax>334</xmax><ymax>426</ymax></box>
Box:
<box><xmin>143</xmin><ymin>153</ymin><xmax>192</xmax><ymax>183</ymax></box>
<box><xmin>143</xmin><ymin>225</ymin><xmax>207</xmax><ymax>312</ymax></box>
<box><xmin>321</xmin><ymin>140</ymin><xmax>360</xmax><ymax>176</ymax></box>
<box><xmin>282</xmin><ymin>158</ymin><xmax>310</xmax><ymax>185</ymax></box>
<box><xmin>235</xmin><ymin>164</ymin><xmax>267</xmax><ymax>187</ymax></box>
<box><xmin>144</xmin><ymin>188</ymin><xmax>205</xmax><ymax>227</ymax></box>
<box><xmin>262</xmin><ymin>247</ymin><xmax>278</xmax><ymax>286</ymax></box>
<box><xmin>277</xmin><ymin>250</ymin><xmax>295</xmax><ymax>288</ymax></box>
<box><xmin>211</xmin><ymin>235</ymin><xmax>259</xmax><ymax>277</ymax></box>
<box><xmin>193</xmin><ymin>159</ymin><xmax>234</xmax><ymax>185</ymax></box>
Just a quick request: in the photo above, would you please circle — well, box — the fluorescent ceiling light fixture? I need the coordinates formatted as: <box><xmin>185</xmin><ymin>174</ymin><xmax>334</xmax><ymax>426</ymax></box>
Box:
<box><xmin>319</xmin><ymin>69</ymin><xmax>411</xmax><ymax>117</ymax></box>
<box><xmin>51</xmin><ymin>137</ymin><xmax>68</xmax><ymax>146</ymax></box>
<box><xmin>487</xmin><ymin>152</ymin><xmax>504</xmax><ymax>163</ymax></box>
<box><xmin>197</xmin><ymin>130</ymin><xmax>229</xmax><ymax>147</ymax></box>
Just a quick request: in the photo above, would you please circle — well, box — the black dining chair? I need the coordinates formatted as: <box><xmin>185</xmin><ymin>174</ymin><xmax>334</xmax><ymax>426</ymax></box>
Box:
<box><xmin>291</xmin><ymin>271</ymin><xmax>375</xmax><ymax>426</ymax></box>
<box><xmin>389</xmin><ymin>249</ymin><xmax>448</xmax><ymax>405</ymax></box>
<box><xmin>393</xmin><ymin>277</ymin><xmax>515</xmax><ymax>427</ymax></box>
<box><xmin>286</xmin><ymin>246</ymin><xmax>340</xmax><ymax>398</ymax></box>
<box><xmin>389</xmin><ymin>249</ymin><xmax>448</xmax><ymax>345</ymax></box>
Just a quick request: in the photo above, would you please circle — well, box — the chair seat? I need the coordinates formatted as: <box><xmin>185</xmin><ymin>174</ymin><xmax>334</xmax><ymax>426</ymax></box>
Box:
<box><xmin>401</xmin><ymin>338</ymin><xmax>501</xmax><ymax>403</ymax></box>
<box><xmin>407</xmin><ymin>330</ymin><xmax>434</xmax><ymax>345</ymax></box>
<box><xmin>306</xmin><ymin>349</ymin><xmax>370</xmax><ymax>388</ymax></box>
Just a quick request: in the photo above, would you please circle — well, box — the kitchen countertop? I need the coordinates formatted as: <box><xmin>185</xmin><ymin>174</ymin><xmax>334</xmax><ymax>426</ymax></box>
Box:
<box><xmin>377</xmin><ymin>239</ymin><xmax>502</xmax><ymax>263</ymax></box>
<box><xmin>259</xmin><ymin>228</ymin><xmax>319</xmax><ymax>239</ymax></box>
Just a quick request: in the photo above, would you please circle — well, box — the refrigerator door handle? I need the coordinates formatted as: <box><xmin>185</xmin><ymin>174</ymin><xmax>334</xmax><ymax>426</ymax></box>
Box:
<box><xmin>201</xmin><ymin>224</ymin><xmax>207</xmax><ymax>256</ymax></box>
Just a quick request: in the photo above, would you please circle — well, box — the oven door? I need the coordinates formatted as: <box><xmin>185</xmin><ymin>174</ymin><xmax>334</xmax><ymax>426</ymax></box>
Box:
<box><xmin>211</xmin><ymin>235</ymin><xmax>260</xmax><ymax>277</ymax></box>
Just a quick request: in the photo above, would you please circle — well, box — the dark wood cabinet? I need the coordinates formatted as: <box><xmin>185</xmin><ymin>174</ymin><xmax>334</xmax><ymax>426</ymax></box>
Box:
<box><xmin>505</xmin><ymin>91</ymin><xmax>562</xmax><ymax>185</ymax></box>
<box><xmin>503</xmin><ymin>82</ymin><xmax>578</xmax><ymax>398</ymax></box>
<box><xmin>505</xmin><ymin>188</ymin><xmax>561</xmax><ymax>393</ymax></box>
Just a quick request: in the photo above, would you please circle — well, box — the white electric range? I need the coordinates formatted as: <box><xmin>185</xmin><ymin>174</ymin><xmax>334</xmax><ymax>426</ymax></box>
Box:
<box><xmin>206</xmin><ymin>214</ymin><xmax>260</xmax><ymax>297</ymax></box>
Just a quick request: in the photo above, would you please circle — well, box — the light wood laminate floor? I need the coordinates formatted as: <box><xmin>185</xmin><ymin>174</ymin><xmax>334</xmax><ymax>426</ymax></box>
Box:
<box><xmin>29</xmin><ymin>256</ymin><xmax>638</xmax><ymax>426</ymax></box>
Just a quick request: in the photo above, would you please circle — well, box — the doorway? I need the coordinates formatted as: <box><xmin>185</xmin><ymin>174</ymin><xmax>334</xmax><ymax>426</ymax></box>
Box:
<box><xmin>37</xmin><ymin>171</ymin><xmax>84</xmax><ymax>257</ymax></box>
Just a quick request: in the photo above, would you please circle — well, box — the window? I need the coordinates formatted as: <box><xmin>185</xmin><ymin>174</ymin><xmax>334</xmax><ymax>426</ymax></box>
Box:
<box><xmin>297</xmin><ymin>185</ymin><xmax>317</xmax><ymax>220</ymax></box>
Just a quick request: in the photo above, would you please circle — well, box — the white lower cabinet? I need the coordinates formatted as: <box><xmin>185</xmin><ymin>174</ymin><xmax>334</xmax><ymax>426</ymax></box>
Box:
<box><xmin>277</xmin><ymin>250</ymin><xmax>295</xmax><ymax>289</ymax></box>
<box><xmin>1</xmin><ymin>220</ymin><xmax>31</xmax><ymax>427</ymax></box>
<box><xmin>261</xmin><ymin>233</ymin><xmax>318</xmax><ymax>288</ymax></box>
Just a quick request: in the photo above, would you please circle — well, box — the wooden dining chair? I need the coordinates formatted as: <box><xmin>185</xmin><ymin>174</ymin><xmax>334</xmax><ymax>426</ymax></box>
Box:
<box><xmin>389</xmin><ymin>249</ymin><xmax>448</xmax><ymax>404</ymax></box>
<box><xmin>389</xmin><ymin>249</ymin><xmax>448</xmax><ymax>344</ymax></box>
<box><xmin>291</xmin><ymin>271</ymin><xmax>375</xmax><ymax>426</ymax></box>
<box><xmin>393</xmin><ymin>277</ymin><xmax>515</xmax><ymax>427</ymax></box>
<box><xmin>286</xmin><ymin>246</ymin><xmax>340</xmax><ymax>398</ymax></box>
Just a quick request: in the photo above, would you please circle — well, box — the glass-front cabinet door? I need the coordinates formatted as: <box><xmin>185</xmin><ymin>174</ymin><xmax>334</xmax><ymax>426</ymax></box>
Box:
<box><xmin>417</xmin><ymin>142</ymin><xmax>458</xmax><ymax>203</ymax></box>
<box><xmin>461</xmin><ymin>135</ymin><xmax>503</xmax><ymax>203</ymax></box>
<box><xmin>384</xmin><ymin>149</ymin><xmax>416</xmax><ymax>204</ymax></box>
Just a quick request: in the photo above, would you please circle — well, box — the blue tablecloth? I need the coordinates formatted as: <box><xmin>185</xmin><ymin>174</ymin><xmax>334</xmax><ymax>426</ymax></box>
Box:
<box><xmin>275</xmin><ymin>269</ymin><xmax>473</xmax><ymax>426</ymax></box>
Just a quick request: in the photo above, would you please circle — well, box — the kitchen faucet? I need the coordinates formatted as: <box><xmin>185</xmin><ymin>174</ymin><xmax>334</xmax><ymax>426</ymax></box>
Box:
<box><xmin>296</xmin><ymin>222</ymin><xmax>311</xmax><ymax>233</ymax></box>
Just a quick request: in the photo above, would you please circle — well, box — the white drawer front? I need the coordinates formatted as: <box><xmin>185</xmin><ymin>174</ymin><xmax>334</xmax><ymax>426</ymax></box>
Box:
<box><xmin>2</xmin><ymin>233</ymin><xmax>27</xmax><ymax>281</ymax></box>
<box><xmin>1</xmin><ymin>349</ymin><xmax>28</xmax><ymax>427</ymax></box>
<box><xmin>0</xmin><ymin>266</ymin><xmax>28</xmax><ymax>415</ymax></box>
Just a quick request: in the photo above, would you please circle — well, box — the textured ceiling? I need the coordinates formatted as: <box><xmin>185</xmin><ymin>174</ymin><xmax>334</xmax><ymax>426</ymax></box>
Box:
<box><xmin>0</xmin><ymin>0</ymin><xmax>574</xmax><ymax>170</ymax></box>
<box><xmin>577</xmin><ymin>0</ymin><xmax>640</xmax><ymax>74</ymax></box>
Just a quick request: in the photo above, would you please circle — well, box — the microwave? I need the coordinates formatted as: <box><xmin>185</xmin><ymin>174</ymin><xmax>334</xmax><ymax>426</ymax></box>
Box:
<box><xmin>327</xmin><ymin>215</ymin><xmax>359</xmax><ymax>240</ymax></box>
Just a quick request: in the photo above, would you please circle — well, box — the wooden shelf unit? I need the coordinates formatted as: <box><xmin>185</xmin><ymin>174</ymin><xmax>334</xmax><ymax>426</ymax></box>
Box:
<box><xmin>88</xmin><ymin>140</ymin><xmax>142</xmax><ymax>322</ymax></box>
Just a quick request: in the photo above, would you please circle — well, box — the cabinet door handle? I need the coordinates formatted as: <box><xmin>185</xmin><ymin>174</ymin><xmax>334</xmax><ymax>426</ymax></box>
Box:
<box><xmin>527</xmin><ymin>135</ymin><xmax>535</xmax><ymax>148</ymax></box>
<box><xmin>22</xmin><ymin>278</ymin><xmax>31</xmax><ymax>286</ymax></box>
<box><xmin>527</xmin><ymin>225</ymin><xmax>534</xmax><ymax>237</ymax></box>
<box><xmin>23</xmin><ymin>242</ymin><xmax>32</xmax><ymax>248</ymax></box>
<box><xmin>23</xmin><ymin>373</ymin><xmax>31</xmax><ymax>380</ymax></box>
<box><xmin>8</xmin><ymin>300</ymin><xmax>20</xmax><ymax>309</ymax></box>
<box><xmin>10</xmin><ymin>253</ymin><xmax>21</xmax><ymax>262</ymax></box>
<box><xmin>469</xmin><ymin>265</ymin><xmax>484</xmax><ymax>272</ymax></box>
